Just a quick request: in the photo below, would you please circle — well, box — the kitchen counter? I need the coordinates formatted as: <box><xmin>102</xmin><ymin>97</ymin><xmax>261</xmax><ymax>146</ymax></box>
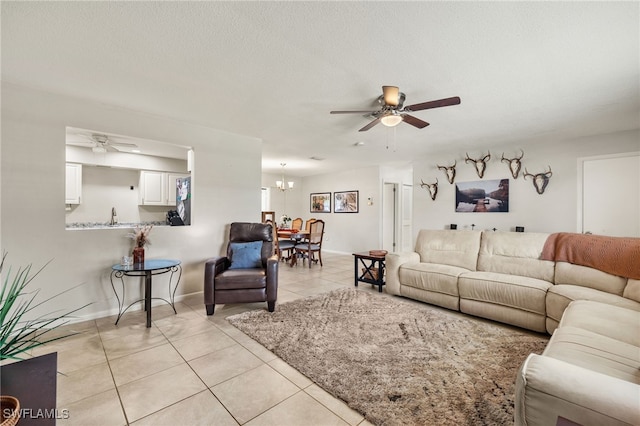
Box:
<box><xmin>65</xmin><ymin>221</ymin><xmax>167</xmax><ymax>230</ymax></box>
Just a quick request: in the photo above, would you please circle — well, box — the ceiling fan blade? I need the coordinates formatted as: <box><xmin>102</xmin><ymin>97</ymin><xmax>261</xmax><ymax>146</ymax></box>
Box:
<box><xmin>109</xmin><ymin>142</ymin><xmax>138</xmax><ymax>148</ymax></box>
<box><xmin>359</xmin><ymin>118</ymin><xmax>381</xmax><ymax>132</ymax></box>
<box><xmin>330</xmin><ymin>110</ymin><xmax>378</xmax><ymax>114</ymax></box>
<box><xmin>402</xmin><ymin>114</ymin><xmax>430</xmax><ymax>129</ymax></box>
<box><xmin>382</xmin><ymin>86</ymin><xmax>400</xmax><ymax>106</ymax></box>
<box><xmin>406</xmin><ymin>96</ymin><xmax>461</xmax><ymax>112</ymax></box>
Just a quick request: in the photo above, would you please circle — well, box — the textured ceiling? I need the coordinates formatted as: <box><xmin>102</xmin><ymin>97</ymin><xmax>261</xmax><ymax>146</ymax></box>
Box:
<box><xmin>2</xmin><ymin>2</ymin><xmax>639</xmax><ymax>176</ymax></box>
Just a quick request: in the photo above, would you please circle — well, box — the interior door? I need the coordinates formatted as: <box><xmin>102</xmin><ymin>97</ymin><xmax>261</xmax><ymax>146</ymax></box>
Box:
<box><xmin>382</xmin><ymin>183</ymin><xmax>397</xmax><ymax>253</ymax></box>
<box><xmin>401</xmin><ymin>184</ymin><xmax>413</xmax><ymax>251</ymax></box>
<box><xmin>580</xmin><ymin>153</ymin><xmax>640</xmax><ymax>237</ymax></box>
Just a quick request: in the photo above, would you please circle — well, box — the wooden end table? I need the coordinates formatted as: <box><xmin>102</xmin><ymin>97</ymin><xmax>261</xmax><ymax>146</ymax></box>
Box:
<box><xmin>353</xmin><ymin>251</ymin><xmax>386</xmax><ymax>292</ymax></box>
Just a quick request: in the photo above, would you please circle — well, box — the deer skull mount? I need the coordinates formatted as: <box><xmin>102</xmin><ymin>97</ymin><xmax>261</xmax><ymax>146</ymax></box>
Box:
<box><xmin>437</xmin><ymin>161</ymin><xmax>457</xmax><ymax>184</ymax></box>
<box><xmin>523</xmin><ymin>166</ymin><xmax>553</xmax><ymax>194</ymax></box>
<box><xmin>465</xmin><ymin>151</ymin><xmax>491</xmax><ymax>178</ymax></box>
<box><xmin>420</xmin><ymin>178</ymin><xmax>438</xmax><ymax>201</ymax></box>
<box><xmin>501</xmin><ymin>150</ymin><xmax>524</xmax><ymax>179</ymax></box>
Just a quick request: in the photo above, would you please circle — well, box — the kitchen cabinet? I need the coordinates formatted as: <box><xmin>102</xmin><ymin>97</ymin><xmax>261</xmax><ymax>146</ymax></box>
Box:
<box><xmin>139</xmin><ymin>171</ymin><xmax>189</xmax><ymax>206</ymax></box>
<box><xmin>65</xmin><ymin>163</ymin><xmax>82</xmax><ymax>204</ymax></box>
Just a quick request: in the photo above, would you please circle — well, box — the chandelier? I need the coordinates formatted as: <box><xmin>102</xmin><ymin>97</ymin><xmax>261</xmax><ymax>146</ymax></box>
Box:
<box><xmin>276</xmin><ymin>162</ymin><xmax>294</xmax><ymax>192</ymax></box>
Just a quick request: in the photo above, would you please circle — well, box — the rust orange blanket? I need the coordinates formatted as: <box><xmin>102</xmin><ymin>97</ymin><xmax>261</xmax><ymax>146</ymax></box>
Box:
<box><xmin>541</xmin><ymin>233</ymin><xmax>640</xmax><ymax>280</ymax></box>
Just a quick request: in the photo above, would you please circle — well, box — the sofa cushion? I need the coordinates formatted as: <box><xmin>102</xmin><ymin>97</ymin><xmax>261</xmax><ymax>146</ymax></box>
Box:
<box><xmin>459</xmin><ymin>271</ymin><xmax>551</xmax><ymax>315</ymax></box>
<box><xmin>546</xmin><ymin>285</ymin><xmax>640</xmax><ymax>324</ymax></box>
<box><xmin>624</xmin><ymin>279</ymin><xmax>640</xmax><ymax>303</ymax></box>
<box><xmin>477</xmin><ymin>231</ymin><xmax>554</xmax><ymax>282</ymax></box>
<box><xmin>460</xmin><ymin>299</ymin><xmax>547</xmax><ymax>332</ymax></box>
<box><xmin>398</xmin><ymin>262</ymin><xmax>465</xmax><ymax>296</ymax></box>
<box><xmin>215</xmin><ymin>269</ymin><xmax>266</xmax><ymax>289</ymax></box>
<box><xmin>414</xmin><ymin>229</ymin><xmax>481</xmax><ymax>271</ymax></box>
<box><xmin>543</xmin><ymin>326</ymin><xmax>640</xmax><ymax>383</ymax></box>
<box><xmin>554</xmin><ymin>261</ymin><xmax>627</xmax><ymax>295</ymax></box>
<box><xmin>558</xmin><ymin>300</ymin><xmax>640</xmax><ymax>347</ymax></box>
<box><xmin>401</xmin><ymin>286</ymin><xmax>460</xmax><ymax>311</ymax></box>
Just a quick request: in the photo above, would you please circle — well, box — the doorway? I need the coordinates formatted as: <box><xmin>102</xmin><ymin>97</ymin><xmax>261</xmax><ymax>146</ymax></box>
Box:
<box><xmin>579</xmin><ymin>152</ymin><xmax>640</xmax><ymax>237</ymax></box>
<box><xmin>382</xmin><ymin>183</ymin><xmax>397</xmax><ymax>253</ymax></box>
<box><xmin>382</xmin><ymin>182</ymin><xmax>413</xmax><ymax>253</ymax></box>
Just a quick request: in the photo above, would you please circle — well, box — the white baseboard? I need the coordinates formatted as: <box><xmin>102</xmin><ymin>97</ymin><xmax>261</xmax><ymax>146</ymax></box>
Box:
<box><xmin>65</xmin><ymin>290</ymin><xmax>205</xmax><ymax>325</ymax></box>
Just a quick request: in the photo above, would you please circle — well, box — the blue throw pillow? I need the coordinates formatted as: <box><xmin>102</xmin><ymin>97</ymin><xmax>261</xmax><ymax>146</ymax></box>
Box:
<box><xmin>229</xmin><ymin>241</ymin><xmax>263</xmax><ymax>269</ymax></box>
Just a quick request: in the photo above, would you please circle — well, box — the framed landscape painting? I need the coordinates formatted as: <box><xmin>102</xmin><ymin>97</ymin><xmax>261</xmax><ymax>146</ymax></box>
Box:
<box><xmin>334</xmin><ymin>190</ymin><xmax>359</xmax><ymax>213</ymax></box>
<box><xmin>310</xmin><ymin>192</ymin><xmax>331</xmax><ymax>213</ymax></box>
<box><xmin>455</xmin><ymin>179</ymin><xmax>509</xmax><ymax>212</ymax></box>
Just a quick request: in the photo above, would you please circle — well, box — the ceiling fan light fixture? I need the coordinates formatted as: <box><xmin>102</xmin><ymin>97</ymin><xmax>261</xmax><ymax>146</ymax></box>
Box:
<box><xmin>92</xmin><ymin>145</ymin><xmax>107</xmax><ymax>154</ymax></box>
<box><xmin>380</xmin><ymin>113</ymin><xmax>403</xmax><ymax>127</ymax></box>
<box><xmin>382</xmin><ymin>86</ymin><xmax>400</xmax><ymax>106</ymax></box>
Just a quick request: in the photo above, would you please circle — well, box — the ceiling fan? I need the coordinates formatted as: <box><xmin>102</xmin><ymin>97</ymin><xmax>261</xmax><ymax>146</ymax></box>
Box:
<box><xmin>67</xmin><ymin>132</ymin><xmax>139</xmax><ymax>154</ymax></box>
<box><xmin>330</xmin><ymin>86</ymin><xmax>461</xmax><ymax>132</ymax></box>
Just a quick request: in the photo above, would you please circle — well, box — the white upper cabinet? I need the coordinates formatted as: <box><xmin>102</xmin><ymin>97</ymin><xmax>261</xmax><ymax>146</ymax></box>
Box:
<box><xmin>139</xmin><ymin>171</ymin><xmax>190</xmax><ymax>206</ymax></box>
<box><xmin>139</xmin><ymin>170</ymin><xmax>167</xmax><ymax>205</ymax></box>
<box><xmin>65</xmin><ymin>163</ymin><xmax>82</xmax><ymax>204</ymax></box>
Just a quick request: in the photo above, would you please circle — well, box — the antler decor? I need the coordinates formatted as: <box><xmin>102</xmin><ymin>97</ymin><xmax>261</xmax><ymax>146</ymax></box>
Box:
<box><xmin>465</xmin><ymin>151</ymin><xmax>491</xmax><ymax>178</ymax></box>
<box><xmin>501</xmin><ymin>150</ymin><xmax>524</xmax><ymax>179</ymax></box>
<box><xmin>420</xmin><ymin>178</ymin><xmax>438</xmax><ymax>200</ymax></box>
<box><xmin>523</xmin><ymin>166</ymin><xmax>552</xmax><ymax>194</ymax></box>
<box><xmin>437</xmin><ymin>161</ymin><xmax>457</xmax><ymax>184</ymax></box>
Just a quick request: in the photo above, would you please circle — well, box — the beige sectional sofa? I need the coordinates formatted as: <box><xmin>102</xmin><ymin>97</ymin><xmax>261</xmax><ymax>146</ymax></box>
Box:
<box><xmin>386</xmin><ymin>229</ymin><xmax>640</xmax><ymax>334</ymax></box>
<box><xmin>386</xmin><ymin>229</ymin><xmax>640</xmax><ymax>425</ymax></box>
<box><xmin>516</xmin><ymin>300</ymin><xmax>640</xmax><ymax>426</ymax></box>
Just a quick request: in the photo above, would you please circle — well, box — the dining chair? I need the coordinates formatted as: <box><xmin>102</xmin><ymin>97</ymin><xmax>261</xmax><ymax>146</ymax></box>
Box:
<box><xmin>305</xmin><ymin>218</ymin><xmax>316</xmax><ymax>232</ymax></box>
<box><xmin>269</xmin><ymin>220</ymin><xmax>295</xmax><ymax>262</ymax></box>
<box><xmin>294</xmin><ymin>219</ymin><xmax>325</xmax><ymax>268</ymax></box>
<box><xmin>301</xmin><ymin>218</ymin><xmax>316</xmax><ymax>243</ymax></box>
<box><xmin>291</xmin><ymin>217</ymin><xmax>303</xmax><ymax>230</ymax></box>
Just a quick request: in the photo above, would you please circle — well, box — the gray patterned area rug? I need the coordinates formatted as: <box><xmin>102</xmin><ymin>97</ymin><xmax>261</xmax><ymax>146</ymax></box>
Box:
<box><xmin>227</xmin><ymin>288</ymin><xmax>548</xmax><ymax>426</ymax></box>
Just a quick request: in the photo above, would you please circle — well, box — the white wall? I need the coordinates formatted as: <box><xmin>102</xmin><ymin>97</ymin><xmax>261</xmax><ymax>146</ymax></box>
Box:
<box><xmin>300</xmin><ymin>166</ymin><xmax>381</xmax><ymax>254</ymax></box>
<box><xmin>262</xmin><ymin>165</ymin><xmax>413</xmax><ymax>254</ymax></box>
<box><xmin>66</xmin><ymin>167</ymin><xmax>143</xmax><ymax>224</ymax></box>
<box><xmin>411</xmin><ymin>129</ymin><xmax>640</xmax><ymax>240</ymax></box>
<box><xmin>1</xmin><ymin>83</ymin><xmax>262</xmax><ymax>320</ymax></box>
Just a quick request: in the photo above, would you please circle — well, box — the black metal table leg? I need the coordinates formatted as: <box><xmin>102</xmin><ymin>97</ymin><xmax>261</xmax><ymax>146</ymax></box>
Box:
<box><xmin>145</xmin><ymin>270</ymin><xmax>152</xmax><ymax>328</ymax></box>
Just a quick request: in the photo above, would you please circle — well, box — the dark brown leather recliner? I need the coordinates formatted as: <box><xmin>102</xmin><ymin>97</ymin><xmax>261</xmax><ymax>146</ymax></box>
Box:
<box><xmin>204</xmin><ymin>222</ymin><xmax>278</xmax><ymax>315</ymax></box>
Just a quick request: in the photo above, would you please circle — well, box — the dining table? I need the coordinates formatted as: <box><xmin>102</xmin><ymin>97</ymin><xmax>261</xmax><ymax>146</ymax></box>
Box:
<box><xmin>277</xmin><ymin>229</ymin><xmax>310</xmax><ymax>266</ymax></box>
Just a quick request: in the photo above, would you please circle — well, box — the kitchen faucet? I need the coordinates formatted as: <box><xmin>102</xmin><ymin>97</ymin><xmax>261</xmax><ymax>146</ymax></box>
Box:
<box><xmin>111</xmin><ymin>207</ymin><xmax>118</xmax><ymax>225</ymax></box>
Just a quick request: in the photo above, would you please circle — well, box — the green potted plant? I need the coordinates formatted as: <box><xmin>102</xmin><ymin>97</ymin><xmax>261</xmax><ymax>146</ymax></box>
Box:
<box><xmin>1</xmin><ymin>252</ymin><xmax>90</xmax><ymax>424</ymax></box>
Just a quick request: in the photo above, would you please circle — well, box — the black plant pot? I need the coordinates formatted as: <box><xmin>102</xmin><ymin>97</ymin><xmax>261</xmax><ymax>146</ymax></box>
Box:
<box><xmin>0</xmin><ymin>352</ymin><xmax>58</xmax><ymax>426</ymax></box>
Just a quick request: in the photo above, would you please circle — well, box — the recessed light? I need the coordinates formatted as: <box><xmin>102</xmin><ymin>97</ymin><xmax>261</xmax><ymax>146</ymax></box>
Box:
<box><xmin>131</xmin><ymin>149</ymin><xmax>141</xmax><ymax>153</ymax></box>
<box><xmin>309</xmin><ymin>156</ymin><xmax>325</xmax><ymax>161</ymax></box>
<box><xmin>354</xmin><ymin>142</ymin><xmax>365</xmax><ymax>147</ymax></box>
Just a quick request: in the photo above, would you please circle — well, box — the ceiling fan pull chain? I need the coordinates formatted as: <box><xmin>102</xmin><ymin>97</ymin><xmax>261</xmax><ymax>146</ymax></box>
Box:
<box><xmin>393</xmin><ymin>126</ymin><xmax>397</xmax><ymax>152</ymax></box>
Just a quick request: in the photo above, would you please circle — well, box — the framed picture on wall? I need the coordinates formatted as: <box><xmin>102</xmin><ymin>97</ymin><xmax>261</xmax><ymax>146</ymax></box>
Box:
<box><xmin>334</xmin><ymin>190</ymin><xmax>359</xmax><ymax>213</ymax></box>
<box><xmin>455</xmin><ymin>179</ymin><xmax>509</xmax><ymax>212</ymax></box>
<box><xmin>310</xmin><ymin>192</ymin><xmax>331</xmax><ymax>213</ymax></box>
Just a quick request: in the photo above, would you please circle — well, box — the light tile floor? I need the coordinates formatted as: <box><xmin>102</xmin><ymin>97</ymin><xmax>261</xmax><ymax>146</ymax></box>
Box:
<box><xmin>33</xmin><ymin>252</ymin><xmax>380</xmax><ymax>426</ymax></box>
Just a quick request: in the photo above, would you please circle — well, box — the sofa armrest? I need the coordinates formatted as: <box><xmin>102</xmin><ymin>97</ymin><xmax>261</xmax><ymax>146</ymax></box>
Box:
<box><xmin>266</xmin><ymin>254</ymin><xmax>279</xmax><ymax>301</ymax></box>
<box><xmin>385</xmin><ymin>252</ymin><xmax>420</xmax><ymax>296</ymax></box>
<box><xmin>515</xmin><ymin>353</ymin><xmax>640</xmax><ymax>426</ymax></box>
<box><xmin>204</xmin><ymin>256</ymin><xmax>229</xmax><ymax>305</ymax></box>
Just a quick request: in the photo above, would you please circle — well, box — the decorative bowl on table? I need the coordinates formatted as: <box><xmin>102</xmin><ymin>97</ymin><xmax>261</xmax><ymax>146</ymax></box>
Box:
<box><xmin>369</xmin><ymin>250</ymin><xmax>388</xmax><ymax>256</ymax></box>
